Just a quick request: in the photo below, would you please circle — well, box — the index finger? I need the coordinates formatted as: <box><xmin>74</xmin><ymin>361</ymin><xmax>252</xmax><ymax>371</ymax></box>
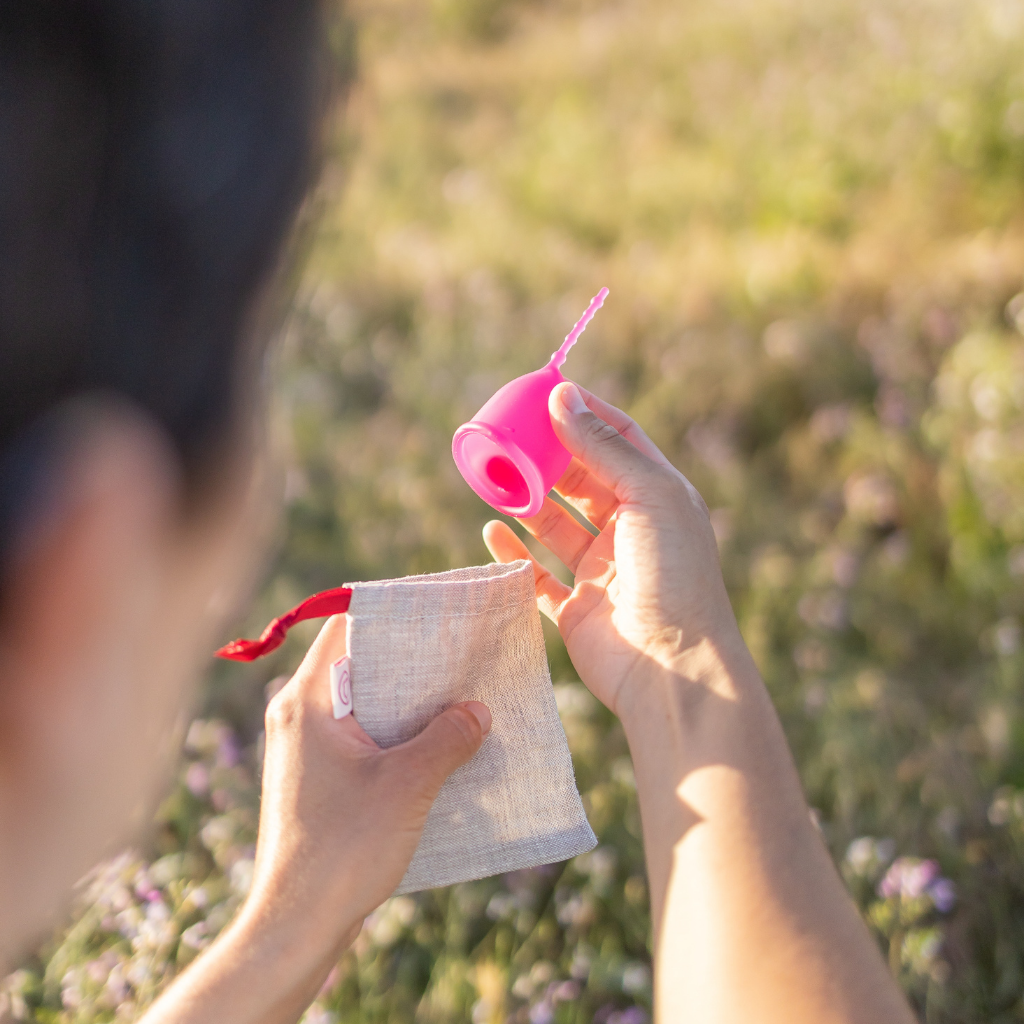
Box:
<box><xmin>271</xmin><ymin>615</ymin><xmax>380</xmax><ymax>745</ymax></box>
<box><xmin>279</xmin><ymin>613</ymin><xmax>348</xmax><ymax>716</ymax></box>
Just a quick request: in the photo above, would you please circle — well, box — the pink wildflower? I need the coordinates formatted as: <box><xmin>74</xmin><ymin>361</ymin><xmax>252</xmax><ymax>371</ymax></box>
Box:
<box><xmin>185</xmin><ymin>762</ymin><xmax>210</xmax><ymax>797</ymax></box>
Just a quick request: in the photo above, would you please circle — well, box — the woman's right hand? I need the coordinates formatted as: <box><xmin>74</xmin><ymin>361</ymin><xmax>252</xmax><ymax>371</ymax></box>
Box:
<box><xmin>483</xmin><ymin>381</ymin><xmax>737</xmax><ymax>716</ymax></box>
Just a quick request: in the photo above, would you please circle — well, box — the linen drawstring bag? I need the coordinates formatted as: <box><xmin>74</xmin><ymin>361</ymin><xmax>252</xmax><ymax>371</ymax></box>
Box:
<box><xmin>218</xmin><ymin>559</ymin><xmax>596</xmax><ymax>894</ymax></box>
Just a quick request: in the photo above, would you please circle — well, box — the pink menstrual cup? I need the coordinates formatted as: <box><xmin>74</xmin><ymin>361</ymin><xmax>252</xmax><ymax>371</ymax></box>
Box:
<box><xmin>453</xmin><ymin>287</ymin><xmax>609</xmax><ymax>517</ymax></box>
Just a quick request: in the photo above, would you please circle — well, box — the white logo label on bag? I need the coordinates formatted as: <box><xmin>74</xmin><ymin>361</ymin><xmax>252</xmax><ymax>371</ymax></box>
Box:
<box><xmin>330</xmin><ymin>656</ymin><xmax>353</xmax><ymax>720</ymax></box>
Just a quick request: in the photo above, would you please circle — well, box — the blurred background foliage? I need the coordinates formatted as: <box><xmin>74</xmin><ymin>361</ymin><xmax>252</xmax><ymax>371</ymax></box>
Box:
<box><xmin>4</xmin><ymin>0</ymin><xmax>1024</xmax><ymax>1020</ymax></box>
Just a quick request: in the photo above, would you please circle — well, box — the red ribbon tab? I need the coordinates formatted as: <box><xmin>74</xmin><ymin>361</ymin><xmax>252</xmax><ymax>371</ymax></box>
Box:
<box><xmin>215</xmin><ymin>586</ymin><xmax>353</xmax><ymax>661</ymax></box>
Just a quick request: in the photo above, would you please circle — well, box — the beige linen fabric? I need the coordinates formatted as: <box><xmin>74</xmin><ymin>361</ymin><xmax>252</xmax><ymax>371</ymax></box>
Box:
<box><xmin>345</xmin><ymin>559</ymin><xmax>596</xmax><ymax>894</ymax></box>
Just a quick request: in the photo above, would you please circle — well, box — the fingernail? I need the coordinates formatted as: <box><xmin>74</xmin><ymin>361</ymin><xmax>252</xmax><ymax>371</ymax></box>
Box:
<box><xmin>465</xmin><ymin>701</ymin><xmax>492</xmax><ymax>734</ymax></box>
<box><xmin>558</xmin><ymin>382</ymin><xmax>588</xmax><ymax>415</ymax></box>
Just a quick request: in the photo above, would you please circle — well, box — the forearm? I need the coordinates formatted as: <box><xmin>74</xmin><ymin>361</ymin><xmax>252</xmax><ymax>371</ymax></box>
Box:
<box><xmin>138</xmin><ymin>902</ymin><xmax>349</xmax><ymax>1024</ymax></box>
<box><xmin>620</xmin><ymin>631</ymin><xmax>915</xmax><ymax>1024</ymax></box>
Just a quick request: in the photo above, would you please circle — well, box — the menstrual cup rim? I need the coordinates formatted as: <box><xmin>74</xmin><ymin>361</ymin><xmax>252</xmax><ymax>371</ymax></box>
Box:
<box><xmin>452</xmin><ymin>420</ymin><xmax>546</xmax><ymax>518</ymax></box>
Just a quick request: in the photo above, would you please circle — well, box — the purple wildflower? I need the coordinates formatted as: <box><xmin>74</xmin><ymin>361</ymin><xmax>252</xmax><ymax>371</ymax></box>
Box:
<box><xmin>878</xmin><ymin>857</ymin><xmax>940</xmax><ymax>899</ymax></box>
<box><xmin>552</xmin><ymin>980</ymin><xmax>580</xmax><ymax>1002</ymax></box>
<box><xmin>185</xmin><ymin>762</ymin><xmax>210</xmax><ymax>797</ymax></box>
<box><xmin>928</xmin><ymin>877</ymin><xmax>957</xmax><ymax>913</ymax></box>
<box><xmin>216</xmin><ymin>730</ymin><xmax>242</xmax><ymax>769</ymax></box>
<box><xmin>878</xmin><ymin>857</ymin><xmax>955</xmax><ymax>911</ymax></box>
<box><xmin>86</xmin><ymin>959</ymin><xmax>109</xmax><ymax>985</ymax></box>
<box><xmin>905</xmin><ymin>859</ymin><xmax>940</xmax><ymax>897</ymax></box>
<box><xmin>529</xmin><ymin>1000</ymin><xmax>555</xmax><ymax>1024</ymax></box>
<box><xmin>609</xmin><ymin>1010</ymin><xmax>650</xmax><ymax>1024</ymax></box>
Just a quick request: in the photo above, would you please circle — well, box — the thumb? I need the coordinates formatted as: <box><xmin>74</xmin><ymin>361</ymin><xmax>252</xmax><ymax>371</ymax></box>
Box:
<box><xmin>549</xmin><ymin>382</ymin><xmax>659</xmax><ymax>497</ymax></box>
<box><xmin>393</xmin><ymin>701</ymin><xmax>491</xmax><ymax>796</ymax></box>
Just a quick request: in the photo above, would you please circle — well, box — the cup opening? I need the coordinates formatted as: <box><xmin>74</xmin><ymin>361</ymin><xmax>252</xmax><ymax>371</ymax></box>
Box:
<box><xmin>485</xmin><ymin>455</ymin><xmax>529</xmax><ymax>506</ymax></box>
<box><xmin>452</xmin><ymin>421</ymin><xmax>545</xmax><ymax>517</ymax></box>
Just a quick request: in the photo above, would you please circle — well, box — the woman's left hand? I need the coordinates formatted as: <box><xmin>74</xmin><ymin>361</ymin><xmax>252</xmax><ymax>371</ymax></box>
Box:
<box><xmin>141</xmin><ymin>614</ymin><xmax>490</xmax><ymax>1024</ymax></box>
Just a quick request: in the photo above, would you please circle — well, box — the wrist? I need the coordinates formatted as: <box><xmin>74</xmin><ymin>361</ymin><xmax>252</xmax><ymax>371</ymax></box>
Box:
<box><xmin>616</xmin><ymin>625</ymin><xmax>812</xmax><ymax>829</ymax></box>
<box><xmin>157</xmin><ymin>898</ymin><xmax>352</xmax><ymax>1024</ymax></box>
<box><xmin>230</xmin><ymin>892</ymin><xmax>357</xmax><ymax>991</ymax></box>
<box><xmin>616</xmin><ymin>624</ymin><xmax>762</xmax><ymax>739</ymax></box>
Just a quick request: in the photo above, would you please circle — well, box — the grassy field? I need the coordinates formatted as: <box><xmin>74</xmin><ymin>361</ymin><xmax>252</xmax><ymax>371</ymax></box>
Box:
<box><xmin>4</xmin><ymin>0</ymin><xmax>1024</xmax><ymax>1020</ymax></box>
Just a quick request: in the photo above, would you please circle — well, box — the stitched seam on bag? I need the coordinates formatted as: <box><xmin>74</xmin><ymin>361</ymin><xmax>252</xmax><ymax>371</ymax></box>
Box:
<box><xmin>348</xmin><ymin>600</ymin><xmax>535</xmax><ymax>621</ymax></box>
<box><xmin>346</xmin><ymin>560</ymin><xmax>530</xmax><ymax>590</ymax></box>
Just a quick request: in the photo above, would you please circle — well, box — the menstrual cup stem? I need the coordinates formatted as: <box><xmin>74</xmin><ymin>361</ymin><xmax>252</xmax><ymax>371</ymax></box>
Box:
<box><xmin>548</xmin><ymin>287</ymin><xmax>610</xmax><ymax>368</ymax></box>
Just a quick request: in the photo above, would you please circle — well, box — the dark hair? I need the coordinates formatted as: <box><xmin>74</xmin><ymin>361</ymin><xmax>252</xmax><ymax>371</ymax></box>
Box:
<box><xmin>0</xmin><ymin>0</ymin><xmax>329</xmax><ymax>533</ymax></box>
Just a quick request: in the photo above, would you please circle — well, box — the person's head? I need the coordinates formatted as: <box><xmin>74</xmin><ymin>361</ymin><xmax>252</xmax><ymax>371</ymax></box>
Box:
<box><xmin>0</xmin><ymin>0</ymin><xmax>329</xmax><ymax>965</ymax></box>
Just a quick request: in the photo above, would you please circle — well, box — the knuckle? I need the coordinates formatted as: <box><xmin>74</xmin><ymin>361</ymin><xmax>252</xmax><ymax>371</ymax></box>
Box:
<box><xmin>535</xmin><ymin>563</ymin><xmax>556</xmax><ymax>588</ymax></box>
<box><xmin>661</xmin><ymin>470</ymin><xmax>691</xmax><ymax>500</ymax></box>
<box><xmin>560</xmin><ymin>459</ymin><xmax>589</xmax><ymax>492</ymax></box>
<box><xmin>689</xmin><ymin>483</ymin><xmax>711</xmax><ymax>519</ymax></box>
<box><xmin>264</xmin><ymin>689</ymin><xmax>301</xmax><ymax>733</ymax></box>
<box><xmin>534</xmin><ymin>504</ymin><xmax>564</xmax><ymax>537</ymax></box>
<box><xmin>568</xmin><ymin>536</ymin><xmax>591</xmax><ymax>570</ymax></box>
<box><xmin>632</xmin><ymin>465</ymin><xmax>683</xmax><ymax>506</ymax></box>
<box><xmin>586</xmin><ymin>417</ymin><xmax>622</xmax><ymax>445</ymax></box>
<box><xmin>661</xmin><ymin>471</ymin><xmax>709</xmax><ymax>518</ymax></box>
